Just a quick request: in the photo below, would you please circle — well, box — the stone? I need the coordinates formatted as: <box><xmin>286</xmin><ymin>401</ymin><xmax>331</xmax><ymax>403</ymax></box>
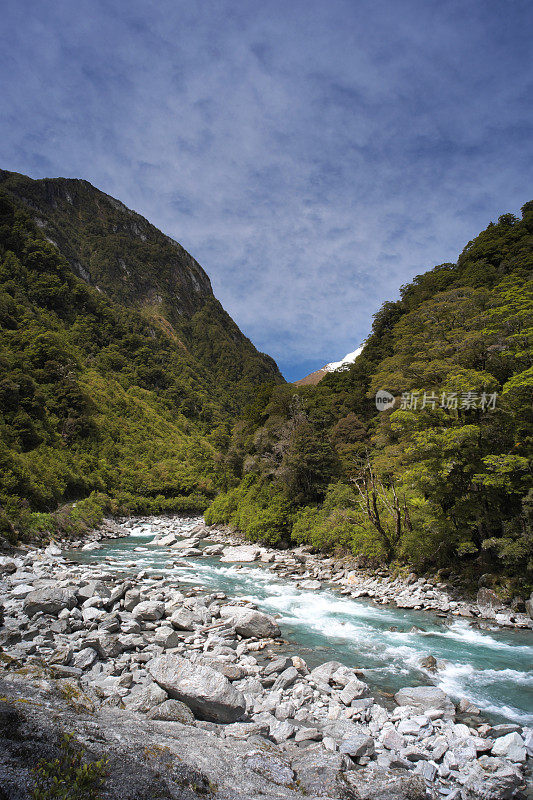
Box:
<box><xmin>155</xmin><ymin>533</ymin><xmax>178</xmax><ymax>547</ymax></box>
<box><xmin>71</xmin><ymin>647</ymin><xmax>98</xmax><ymax>670</ymax></box>
<box><xmin>147</xmin><ymin>699</ymin><xmax>195</xmax><ymax>723</ymax></box>
<box><xmin>219</xmin><ymin>606</ymin><xmax>280</xmax><ymax>638</ymax></box>
<box><xmin>264</xmin><ymin>656</ymin><xmax>293</xmax><ymax>676</ymax></box>
<box><xmin>339</xmin><ymin>734</ymin><xmax>375</xmax><ymax>759</ymax></box>
<box><xmin>24</xmin><ymin>588</ymin><xmax>77</xmax><ymax>617</ymax></box>
<box><xmin>414</xmin><ymin>761</ymin><xmax>437</xmax><ymax>782</ymax></box>
<box><xmin>219</xmin><ymin>546</ymin><xmax>260</xmax><ymax>562</ymax></box>
<box><xmin>169</xmin><ymin>609</ymin><xmax>197</xmax><ymax>631</ymax></box>
<box><xmin>291</xmin><ymin>748</ymin><xmax>357</xmax><ymax>798</ymax></box>
<box><xmin>461</xmin><ymin>755</ymin><xmax>523</xmax><ymax>800</ymax></box>
<box><xmin>295</xmin><ymin>727</ymin><xmax>322</xmax><ymax>742</ymax></box>
<box><xmin>490</xmin><ymin>731</ymin><xmax>527</xmax><ymax>762</ymax></box>
<box><xmin>243</xmin><ymin>750</ymin><xmax>295</xmax><ymax>787</ymax></box>
<box><xmin>147</xmin><ymin>653</ymin><xmax>246</xmax><ymax>723</ymax></box>
<box><xmin>310</xmin><ymin>660</ymin><xmax>344</xmax><ymax>685</ymax></box>
<box><xmin>477</xmin><ymin>587</ymin><xmax>501</xmax><ymax>609</ymax></box>
<box><xmin>123</xmin><ymin>680</ymin><xmax>168</xmax><ymax>713</ymax></box>
<box><xmin>269</xmin><ymin>719</ymin><xmax>295</xmax><ymax>743</ymax></box>
<box><xmin>132</xmin><ymin>600</ymin><xmax>165</xmax><ymax>621</ymax></box>
<box><xmin>339</xmin><ymin>678</ymin><xmax>369</xmax><ymax>704</ymax></box>
<box><xmin>273</xmin><ymin>666</ymin><xmax>299</xmax><ymax>690</ymax></box>
<box><xmin>153</xmin><ymin>626</ymin><xmax>180</xmax><ymax>649</ymax></box>
<box><xmin>123</xmin><ymin>589</ymin><xmax>140</xmax><ymax>612</ymax></box>
<box><xmin>394</xmin><ymin>686</ymin><xmax>455</xmax><ymax>718</ymax></box>
<box><xmin>382</xmin><ymin>727</ymin><xmax>404</xmax><ymax>751</ymax></box>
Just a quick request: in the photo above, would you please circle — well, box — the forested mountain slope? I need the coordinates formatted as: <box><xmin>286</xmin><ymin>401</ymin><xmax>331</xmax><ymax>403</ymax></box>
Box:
<box><xmin>207</xmin><ymin>205</ymin><xmax>533</xmax><ymax>593</ymax></box>
<box><xmin>0</xmin><ymin>174</ymin><xmax>282</xmax><ymax>541</ymax></box>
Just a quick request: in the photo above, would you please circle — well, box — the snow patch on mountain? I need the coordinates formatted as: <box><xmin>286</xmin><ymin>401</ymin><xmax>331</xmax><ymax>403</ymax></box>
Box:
<box><xmin>324</xmin><ymin>344</ymin><xmax>364</xmax><ymax>372</ymax></box>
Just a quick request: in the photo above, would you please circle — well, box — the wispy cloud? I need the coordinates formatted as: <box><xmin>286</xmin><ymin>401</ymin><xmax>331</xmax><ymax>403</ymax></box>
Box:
<box><xmin>1</xmin><ymin>0</ymin><xmax>532</xmax><ymax>379</ymax></box>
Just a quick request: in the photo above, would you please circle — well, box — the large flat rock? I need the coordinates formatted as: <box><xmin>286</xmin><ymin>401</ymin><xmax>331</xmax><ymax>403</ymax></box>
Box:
<box><xmin>147</xmin><ymin>653</ymin><xmax>246</xmax><ymax>723</ymax></box>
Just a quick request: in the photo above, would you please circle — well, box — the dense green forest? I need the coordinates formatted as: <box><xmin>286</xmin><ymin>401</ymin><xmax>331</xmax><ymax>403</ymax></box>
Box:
<box><xmin>207</xmin><ymin>205</ymin><xmax>533</xmax><ymax>592</ymax></box>
<box><xmin>1</xmin><ymin>170</ymin><xmax>531</xmax><ymax>592</ymax></box>
<box><xmin>0</xmin><ymin>175</ymin><xmax>282</xmax><ymax>542</ymax></box>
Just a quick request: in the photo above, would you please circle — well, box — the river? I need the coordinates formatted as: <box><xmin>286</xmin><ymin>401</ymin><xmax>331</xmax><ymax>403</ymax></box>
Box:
<box><xmin>66</xmin><ymin>519</ymin><xmax>533</xmax><ymax>728</ymax></box>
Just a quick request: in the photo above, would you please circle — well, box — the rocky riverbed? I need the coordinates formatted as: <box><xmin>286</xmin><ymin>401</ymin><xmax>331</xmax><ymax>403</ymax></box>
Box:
<box><xmin>0</xmin><ymin>515</ymin><xmax>531</xmax><ymax>800</ymax></box>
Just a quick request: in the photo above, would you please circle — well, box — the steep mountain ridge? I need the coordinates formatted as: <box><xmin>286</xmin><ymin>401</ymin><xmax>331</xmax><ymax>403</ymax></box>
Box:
<box><xmin>0</xmin><ymin>170</ymin><xmax>281</xmax><ymax>394</ymax></box>
<box><xmin>0</xmin><ymin>171</ymin><xmax>283</xmax><ymax>541</ymax></box>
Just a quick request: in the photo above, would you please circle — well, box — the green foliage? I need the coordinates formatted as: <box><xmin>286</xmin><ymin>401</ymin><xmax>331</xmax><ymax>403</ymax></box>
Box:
<box><xmin>32</xmin><ymin>734</ymin><xmax>107</xmax><ymax>800</ymax></box>
<box><xmin>209</xmin><ymin>204</ymin><xmax>533</xmax><ymax>588</ymax></box>
<box><xmin>0</xmin><ymin>185</ymin><xmax>280</xmax><ymax>541</ymax></box>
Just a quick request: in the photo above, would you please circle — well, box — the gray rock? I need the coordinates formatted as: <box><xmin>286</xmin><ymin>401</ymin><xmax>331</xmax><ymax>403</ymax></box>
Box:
<box><xmin>491</xmin><ymin>731</ymin><xmax>527</xmax><ymax>762</ymax></box>
<box><xmin>169</xmin><ymin>608</ymin><xmax>197</xmax><ymax>630</ymax></box>
<box><xmin>23</xmin><ymin>588</ymin><xmax>77</xmax><ymax>617</ymax></box>
<box><xmin>339</xmin><ymin>734</ymin><xmax>375</xmax><ymax>759</ymax></box>
<box><xmin>273</xmin><ymin>666</ymin><xmax>299</xmax><ymax>690</ymax></box>
<box><xmin>291</xmin><ymin>747</ymin><xmax>357</xmax><ymax>798</ymax></box>
<box><xmin>71</xmin><ymin>647</ymin><xmax>98</xmax><ymax>670</ymax></box>
<box><xmin>147</xmin><ymin>698</ymin><xmax>195</xmax><ymax>723</ymax></box>
<box><xmin>147</xmin><ymin>653</ymin><xmax>246</xmax><ymax>723</ymax></box>
<box><xmin>394</xmin><ymin>686</ymin><xmax>455</xmax><ymax>718</ymax></box>
<box><xmin>243</xmin><ymin>750</ymin><xmax>295</xmax><ymax>786</ymax></box>
<box><xmin>153</xmin><ymin>625</ymin><xmax>180</xmax><ymax>649</ymax></box>
<box><xmin>123</xmin><ymin>588</ymin><xmax>140</xmax><ymax>612</ymax></box>
<box><xmin>414</xmin><ymin>760</ymin><xmax>437</xmax><ymax>782</ymax></box>
<box><xmin>339</xmin><ymin>677</ymin><xmax>369</xmax><ymax>704</ymax></box>
<box><xmin>219</xmin><ymin>545</ymin><xmax>260</xmax><ymax>562</ymax></box>
<box><xmin>264</xmin><ymin>656</ymin><xmax>293</xmax><ymax>676</ymax></box>
<box><xmin>132</xmin><ymin>600</ymin><xmax>165</xmax><ymax>621</ymax></box>
<box><xmin>461</xmin><ymin>755</ymin><xmax>523</xmax><ymax>800</ymax></box>
<box><xmin>219</xmin><ymin>606</ymin><xmax>281</xmax><ymax>638</ymax></box>
<box><xmin>310</xmin><ymin>660</ymin><xmax>344</xmax><ymax>685</ymax></box>
<box><xmin>122</xmin><ymin>681</ymin><xmax>168</xmax><ymax>713</ymax></box>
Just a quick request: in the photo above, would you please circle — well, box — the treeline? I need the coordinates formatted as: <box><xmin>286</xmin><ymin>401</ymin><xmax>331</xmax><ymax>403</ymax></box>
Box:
<box><xmin>207</xmin><ymin>205</ymin><xmax>533</xmax><ymax>593</ymax></box>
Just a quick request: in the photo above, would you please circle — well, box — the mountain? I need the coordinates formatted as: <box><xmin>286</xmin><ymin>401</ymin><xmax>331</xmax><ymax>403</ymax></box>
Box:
<box><xmin>294</xmin><ymin>345</ymin><xmax>364</xmax><ymax>385</ymax></box>
<box><xmin>0</xmin><ymin>170</ymin><xmax>283</xmax><ymax>541</ymax></box>
<box><xmin>207</xmin><ymin>204</ymin><xmax>533</xmax><ymax>592</ymax></box>
<box><xmin>0</xmin><ymin>170</ymin><xmax>281</xmax><ymax>396</ymax></box>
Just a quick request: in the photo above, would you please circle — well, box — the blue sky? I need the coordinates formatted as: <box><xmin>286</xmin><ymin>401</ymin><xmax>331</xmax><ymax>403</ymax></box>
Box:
<box><xmin>1</xmin><ymin>0</ymin><xmax>532</xmax><ymax>380</ymax></box>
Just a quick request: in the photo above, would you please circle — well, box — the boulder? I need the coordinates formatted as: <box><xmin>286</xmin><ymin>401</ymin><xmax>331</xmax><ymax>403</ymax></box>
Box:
<box><xmin>71</xmin><ymin>647</ymin><xmax>98</xmax><ymax>670</ymax></box>
<box><xmin>477</xmin><ymin>588</ymin><xmax>501</xmax><ymax>609</ymax></box>
<box><xmin>339</xmin><ymin>678</ymin><xmax>370</xmax><ymax>704</ymax></box>
<box><xmin>339</xmin><ymin>734</ymin><xmax>375</xmax><ymax>759</ymax></box>
<box><xmin>243</xmin><ymin>750</ymin><xmax>295</xmax><ymax>787</ymax></box>
<box><xmin>147</xmin><ymin>699</ymin><xmax>195</xmax><ymax>723</ymax></box>
<box><xmin>169</xmin><ymin>609</ymin><xmax>197</xmax><ymax>631</ymax></box>
<box><xmin>461</xmin><ymin>755</ymin><xmax>523</xmax><ymax>800</ymax></box>
<box><xmin>394</xmin><ymin>686</ymin><xmax>455</xmax><ymax>718</ymax></box>
<box><xmin>123</xmin><ymin>681</ymin><xmax>168</xmax><ymax>713</ymax></box>
<box><xmin>23</xmin><ymin>588</ymin><xmax>77</xmax><ymax>617</ymax></box>
<box><xmin>219</xmin><ymin>546</ymin><xmax>260</xmax><ymax>563</ymax></box>
<box><xmin>291</xmin><ymin>747</ymin><xmax>357</xmax><ymax>798</ymax></box>
<box><xmin>310</xmin><ymin>661</ymin><xmax>345</xmax><ymax>685</ymax></box>
<box><xmin>491</xmin><ymin>732</ymin><xmax>527</xmax><ymax>762</ymax></box>
<box><xmin>147</xmin><ymin>653</ymin><xmax>246</xmax><ymax>723</ymax></box>
<box><xmin>219</xmin><ymin>606</ymin><xmax>280</xmax><ymax>638</ymax></box>
<box><xmin>525</xmin><ymin>592</ymin><xmax>533</xmax><ymax>619</ymax></box>
<box><xmin>132</xmin><ymin>600</ymin><xmax>165</xmax><ymax>621</ymax></box>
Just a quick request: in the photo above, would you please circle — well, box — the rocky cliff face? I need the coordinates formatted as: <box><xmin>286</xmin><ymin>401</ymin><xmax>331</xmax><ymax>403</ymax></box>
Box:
<box><xmin>0</xmin><ymin>169</ymin><xmax>213</xmax><ymax>319</ymax></box>
<box><xmin>0</xmin><ymin>169</ymin><xmax>282</xmax><ymax>390</ymax></box>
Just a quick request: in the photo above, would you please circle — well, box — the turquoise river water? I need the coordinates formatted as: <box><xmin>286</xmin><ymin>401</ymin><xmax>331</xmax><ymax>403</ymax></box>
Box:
<box><xmin>65</xmin><ymin>524</ymin><xmax>533</xmax><ymax>728</ymax></box>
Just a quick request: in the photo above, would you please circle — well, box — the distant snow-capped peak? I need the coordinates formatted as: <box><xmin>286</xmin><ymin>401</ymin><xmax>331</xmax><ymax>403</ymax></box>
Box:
<box><xmin>324</xmin><ymin>344</ymin><xmax>364</xmax><ymax>372</ymax></box>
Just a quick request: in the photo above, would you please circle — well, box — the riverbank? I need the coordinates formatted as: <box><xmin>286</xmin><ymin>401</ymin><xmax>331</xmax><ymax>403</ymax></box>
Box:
<box><xmin>0</xmin><ymin>515</ymin><xmax>531</xmax><ymax>800</ymax></box>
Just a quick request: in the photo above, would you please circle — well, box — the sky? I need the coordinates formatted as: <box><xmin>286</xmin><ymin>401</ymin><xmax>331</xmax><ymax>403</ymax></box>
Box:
<box><xmin>1</xmin><ymin>0</ymin><xmax>532</xmax><ymax>381</ymax></box>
